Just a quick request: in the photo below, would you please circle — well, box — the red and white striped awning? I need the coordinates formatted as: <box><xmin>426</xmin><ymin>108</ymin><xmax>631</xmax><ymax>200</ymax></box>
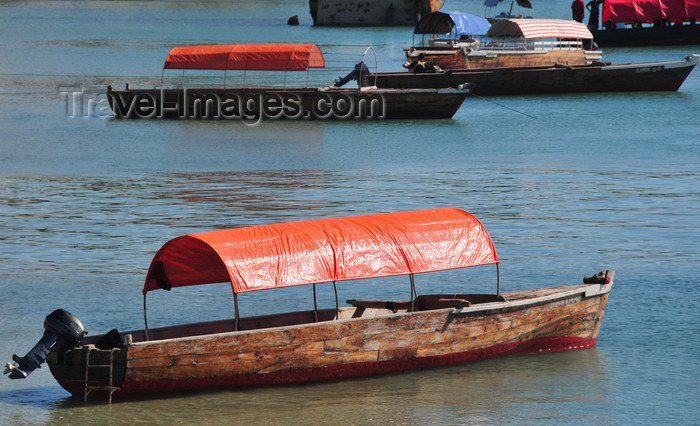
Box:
<box><xmin>487</xmin><ymin>19</ymin><xmax>593</xmax><ymax>39</ymax></box>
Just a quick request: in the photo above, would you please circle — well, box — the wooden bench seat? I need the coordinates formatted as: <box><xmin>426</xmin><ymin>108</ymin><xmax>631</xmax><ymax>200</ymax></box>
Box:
<box><xmin>417</xmin><ymin>294</ymin><xmax>506</xmax><ymax>304</ymax></box>
<box><xmin>347</xmin><ymin>294</ymin><xmax>506</xmax><ymax>313</ymax></box>
<box><xmin>346</xmin><ymin>299</ymin><xmax>413</xmax><ymax>312</ymax></box>
<box><xmin>413</xmin><ymin>296</ymin><xmax>471</xmax><ymax>310</ymax></box>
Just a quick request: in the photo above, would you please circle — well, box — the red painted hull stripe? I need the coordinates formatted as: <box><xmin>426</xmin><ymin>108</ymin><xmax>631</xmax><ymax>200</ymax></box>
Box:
<box><xmin>62</xmin><ymin>335</ymin><xmax>596</xmax><ymax>398</ymax></box>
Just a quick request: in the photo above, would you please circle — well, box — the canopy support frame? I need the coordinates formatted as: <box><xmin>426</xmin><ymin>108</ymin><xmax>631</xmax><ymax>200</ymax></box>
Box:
<box><xmin>333</xmin><ymin>281</ymin><xmax>339</xmax><ymax>320</ymax></box>
<box><xmin>360</xmin><ymin>46</ymin><xmax>378</xmax><ymax>88</ymax></box>
<box><xmin>143</xmin><ymin>294</ymin><xmax>150</xmax><ymax>341</ymax></box>
<box><xmin>410</xmin><ymin>274</ymin><xmax>417</xmax><ymax>312</ymax></box>
<box><xmin>313</xmin><ymin>283</ymin><xmax>319</xmax><ymax>321</ymax></box>
<box><xmin>233</xmin><ymin>292</ymin><xmax>240</xmax><ymax>331</ymax></box>
<box><xmin>496</xmin><ymin>262</ymin><xmax>501</xmax><ymax>296</ymax></box>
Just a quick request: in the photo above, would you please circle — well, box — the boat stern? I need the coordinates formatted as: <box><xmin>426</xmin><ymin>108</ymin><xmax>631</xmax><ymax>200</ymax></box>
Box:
<box><xmin>47</xmin><ymin>345</ymin><xmax>128</xmax><ymax>401</ymax></box>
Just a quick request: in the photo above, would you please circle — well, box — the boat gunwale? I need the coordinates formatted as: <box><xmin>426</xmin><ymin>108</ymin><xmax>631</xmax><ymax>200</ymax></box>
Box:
<box><xmin>106</xmin><ymin>86</ymin><xmax>470</xmax><ymax>94</ymax></box>
<box><xmin>114</xmin><ymin>282</ymin><xmax>612</xmax><ymax>347</ymax></box>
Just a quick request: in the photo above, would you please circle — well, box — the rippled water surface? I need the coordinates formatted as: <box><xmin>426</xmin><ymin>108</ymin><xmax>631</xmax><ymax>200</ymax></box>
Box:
<box><xmin>1</xmin><ymin>1</ymin><xmax>699</xmax><ymax>424</ymax></box>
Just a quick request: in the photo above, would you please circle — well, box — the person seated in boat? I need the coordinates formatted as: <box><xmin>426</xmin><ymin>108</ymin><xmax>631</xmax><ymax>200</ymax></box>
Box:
<box><xmin>403</xmin><ymin>54</ymin><xmax>443</xmax><ymax>73</ymax></box>
<box><xmin>404</xmin><ymin>53</ymin><xmax>427</xmax><ymax>73</ymax></box>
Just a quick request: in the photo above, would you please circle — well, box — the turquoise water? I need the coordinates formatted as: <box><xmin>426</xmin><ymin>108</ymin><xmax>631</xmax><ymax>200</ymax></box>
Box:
<box><xmin>1</xmin><ymin>1</ymin><xmax>699</xmax><ymax>424</ymax></box>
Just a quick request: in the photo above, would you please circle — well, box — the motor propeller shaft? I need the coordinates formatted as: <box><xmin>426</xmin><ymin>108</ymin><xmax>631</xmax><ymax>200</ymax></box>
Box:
<box><xmin>4</xmin><ymin>309</ymin><xmax>86</xmax><ymax>380</ymax></box>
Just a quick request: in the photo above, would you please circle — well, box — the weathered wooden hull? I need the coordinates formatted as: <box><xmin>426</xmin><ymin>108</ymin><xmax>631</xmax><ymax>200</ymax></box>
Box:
<box><xmin>406</xmin><ymin>47</ymin><xmax>602</xmax><ymax>70</ymax></box>
<box><xmin>592</xmin><ymin>25</ymin><xmax>700</xmax><ymax>47</ymax></box>
<box><xmin>370</xmin><ymin>55</ymin><xmax>700</xmax><ymax>95</ymax></box>
<box><xmin>48</xmin><ymin>282</ymin><xmax>612</xmax><ymax>399</ymax></box>
<box><xmin>105</xmin><ymin>86</ymin><xmax>468</xmax><ymax>120</ymax></box>
<box><xmin>309</xmin><ymin>0</ymin><xmax>443</xmax><ymax>26</ymax></box>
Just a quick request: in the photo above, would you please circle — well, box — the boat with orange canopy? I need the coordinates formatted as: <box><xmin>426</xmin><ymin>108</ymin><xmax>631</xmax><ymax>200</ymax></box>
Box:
<box><xmin>5</xmin><ymin>208</ymin><xmax>614</xmax><ymax>401</ymax></box>
<box><xmin>106</xmin><ymin>43</ymin><xmax>470</xmax><ymax>120</ymax></box>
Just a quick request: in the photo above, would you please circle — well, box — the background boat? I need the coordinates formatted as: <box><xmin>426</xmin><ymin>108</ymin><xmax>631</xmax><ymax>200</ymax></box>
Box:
<box><xmin>107</xmin><ymin>44</ymin><xmax>469</xmax><ymax>120</ymax></box>
<box><xmin>309</xmin><ymin>0</ymin><xmax>443</xmax><ymax>26</ymax></box>
<box><xmin>375</xmin><ymin>12</ymin><xmax>698</xmax><ymax>94</ymax></box>
<box><xmin>406</xmin><ymin>14</ymin><xmax>602</xmax><ymax>70</ymax></box>
<box><xmin>591</xmin><ymin>0</ymin><xmax>700</xmax><ymax>46</ymax></box>
<box><xmin>368</xmin><ymin>55</ymin><xmax>700</xmax><ymax>94</ymax></box>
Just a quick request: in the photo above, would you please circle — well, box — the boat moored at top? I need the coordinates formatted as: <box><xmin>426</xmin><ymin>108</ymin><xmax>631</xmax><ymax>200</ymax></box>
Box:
<box><xmin>106</xmin><ymin>43</ymin><xmax>470</xmax><ymax>120</ymax></box>
<box><xmin>591</xmin><ymin>0</ymin><xmax>700</xmax><ymax>46</ymax></box>
<box><xmin>366</xmin><ymin>11</ymin><xmax>699</xmax><ymax>95</ymax></box>
<box><xmin>309</xmin><ymin>0</ymin><xmax>444</xmax><ymax>26</ymax></box>
<box><xmin>368</xmin><ymin>53</ymin><xmax>700</xmax><ymax>94</ymax></box>
<box><xmin>404</xmin><ymin>12</ymin><xmax>603</xmax><ymax>70</ymax></box>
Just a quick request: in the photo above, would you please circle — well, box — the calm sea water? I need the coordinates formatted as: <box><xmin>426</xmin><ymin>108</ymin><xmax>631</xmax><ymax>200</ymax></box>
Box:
<box><xmin>1</xmin><ymin>1</ymin><xmax>699</xmax><ymax>424</ymax></box>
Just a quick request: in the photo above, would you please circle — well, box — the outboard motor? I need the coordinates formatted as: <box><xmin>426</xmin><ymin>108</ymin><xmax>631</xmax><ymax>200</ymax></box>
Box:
<box><xmin>4</xmin><ymin>309</ymin><xmax>85</xmax><ymax>380</ymax></box>
<box><xmin>334</xmin><ymin>61</ymin><xmax>371</xmax><ymax>88</ymax></box>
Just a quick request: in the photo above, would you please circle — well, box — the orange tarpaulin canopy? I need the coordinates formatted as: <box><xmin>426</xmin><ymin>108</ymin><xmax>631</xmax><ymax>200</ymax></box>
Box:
<box><xmin>163</xmin><ymin>44</ymin><xmax>326</xmax><ymax>71</ymax></box>
<box><xmin>487</xmin><ymin>19</ymin><xmax>594</xmax><ymax>39</ymax></box>
<box><xmin>143</xmin><ymin>208</ymin><xmax>499</xmax><ymax>295</ymax></box>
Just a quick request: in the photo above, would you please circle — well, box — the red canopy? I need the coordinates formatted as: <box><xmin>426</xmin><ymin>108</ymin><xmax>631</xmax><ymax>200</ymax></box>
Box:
<box><xmin>143</xmin><ymin>208</ymin><xmax>499</xmax><ymax>295</ymax></box>
<box><xmin>602</xmin><ymin>0</ymin><xmax>700</xmax><ymax>23</ymax></box>
<box><xmin>162</xmin><ymin>44</ymin><xmax>326</xmax><ymax>71</ymax></box>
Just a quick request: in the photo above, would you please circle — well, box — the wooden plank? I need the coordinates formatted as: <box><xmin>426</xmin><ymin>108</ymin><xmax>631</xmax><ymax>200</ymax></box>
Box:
<box><xmin>123</xmin><ymin>290</ymin><xmax>607</xmax><ymax>383</ymax></box>
<box><xmin>49</xmin><ymin>282</ymin><xmax>613</xmax><ymax>396</ymax></box>
<box><xmin>422</xmin><ymin>50</ymin><xmax>592</xmax><ymax>71</ymax></box>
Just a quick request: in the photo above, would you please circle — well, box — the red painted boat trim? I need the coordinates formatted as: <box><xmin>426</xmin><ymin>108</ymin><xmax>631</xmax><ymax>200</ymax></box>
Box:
<box><xmin>59</xmin><ymin>335</ymin><xmax>597</xmax><ymax>399</ymax></box>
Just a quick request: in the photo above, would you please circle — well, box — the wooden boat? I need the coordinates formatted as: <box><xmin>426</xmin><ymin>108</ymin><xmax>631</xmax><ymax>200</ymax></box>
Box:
<box><xmin>367</xmin><ymin>54</ymin><xmax>700</xmax><ymax>95</ymax></box>
<box><xmin>106</xmin><ymin>44</ymin><xmax>469</xmax><ymax>120</ymax></box>
<box><xmin>591</xmin><ymin>0</ymin><xmax>700</xmax><ymax>46</ymax></box>
<box><xmin>309</xmin><ymin>0</ymin><xmax>443</xmax><ymax>26</ymax></box>
<box><xmin>4</xmin><ymin>208</ymin><xmax>615</xmax><ymax>401</ymax></box>
<box><xmin>404</xmin><ymin>13</ymin><xmax>603</xmax><ymax>70</ymax></box>
<box><xmin>375</xmin><ymin>13</ymin><xmax>699</xmax><ymax>95</ymax></box>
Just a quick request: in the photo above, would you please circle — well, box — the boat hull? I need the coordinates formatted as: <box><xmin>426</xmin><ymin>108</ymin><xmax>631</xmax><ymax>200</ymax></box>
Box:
<box><xmin>592</xmin><ymin>25</ymin><xmax>700</xmax><ymax>47</ymax></box>
<box><xmin>48</xmin><ymin>282</ymin><xmax>612</xmax><ymax>399</ymax></box>
<box><xmin>105</xmin><ymin>87</ymin><xmax>468</xmax><ymax>120</ymax></box>
<box><xmin>370</xmin><ymin>55</ymin><xmax>700</xmax><ymax>95</ymax></box>
<box><xmin>309</xmin><ymin>0</ymin><xmax>443</xmax><ymax>26</ymax></box>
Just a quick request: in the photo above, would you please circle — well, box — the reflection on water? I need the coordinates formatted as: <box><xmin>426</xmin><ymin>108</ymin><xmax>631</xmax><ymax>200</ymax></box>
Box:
<box><xmin>168</xmin><ymin>169</ymin><xmax>331</xmax><ymax>224</ymax></box>
<box><xmin>6</xmin><ymin>166</ymin><xmax>697</xmax><ymax>285</ymax></box>
<box><xmin>2</xmin><ymin>165</ymin><xmax>698</xmax><ymax>317</ymax></box>
<box><xmin>34</xmin><ymin>350</ymin><xmax>610</xmax><ymax>425</ymax></box>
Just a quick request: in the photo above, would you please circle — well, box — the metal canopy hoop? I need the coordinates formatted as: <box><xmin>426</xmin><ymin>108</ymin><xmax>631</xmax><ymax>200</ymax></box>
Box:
<box><xmin>158</xmin><ymin>44</ymin><xmax>326</xmax><ymax>90</ymax></box>
<box><xmin>140</xmin><ymin>208</ymin><xmax>501</xmax><ymax>331</ymax></box>
<box><xmin>361</xmin><ymin>45</ymin><xmax>378</xmax><ymax>87</ymax></box>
